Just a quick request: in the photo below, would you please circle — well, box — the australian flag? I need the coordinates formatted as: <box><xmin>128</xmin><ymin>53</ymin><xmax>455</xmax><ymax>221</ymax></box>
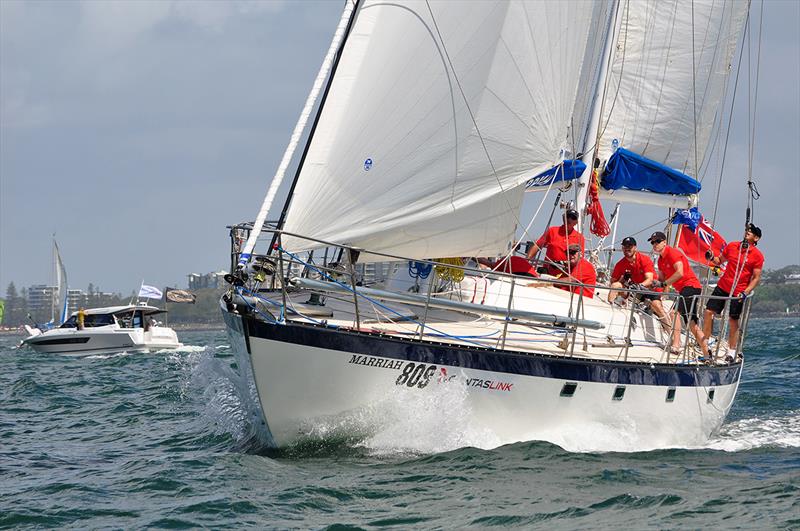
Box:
<box><xmin>674</xmin><ymin>208</ymin><xmax>726</xmax><ymax>266</ymax></box>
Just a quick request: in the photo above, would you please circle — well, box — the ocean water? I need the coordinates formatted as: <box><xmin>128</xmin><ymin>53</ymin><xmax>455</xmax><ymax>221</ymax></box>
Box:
<box><xmin>1</xmin><ymin>319</ymin><xmax>798</xmax><ymax>529</ymax></box>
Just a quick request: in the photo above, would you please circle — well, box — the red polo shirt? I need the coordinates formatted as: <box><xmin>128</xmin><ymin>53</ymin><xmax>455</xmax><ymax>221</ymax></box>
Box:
<box><xmin>717</xmin><ymin>242</ymin><xmax>764</xmax><ymax>295</ymax></box>
<box><xmin>657</xmin><ymin>246</ymin><xmax>701</xmax><ymax>291</ymax></box>
<box><xmin>611</xmin><ymin>252</ymin><xmax>655</xmax><ymax>284</ymax></box>
<box><xmin>556</xmin><ymin>258</ymin><xmax>596</xmax><ymax>298</ymax></box>
<box><xmin>535</xmin><ymin>225</ymin><xmax>586</xmax><ymax>264</ymax></box>
<box><xmin>492</xmin><ymin>256</ymin><xmax>538</xmax><ymax>277</ymax></box>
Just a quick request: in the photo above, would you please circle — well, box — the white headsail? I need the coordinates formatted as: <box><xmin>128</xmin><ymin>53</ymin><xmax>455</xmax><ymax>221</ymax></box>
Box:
<box><xmin>281</xmin><ymin>0</ymin><xmax>606</xmax><ymax>260</ymax></box>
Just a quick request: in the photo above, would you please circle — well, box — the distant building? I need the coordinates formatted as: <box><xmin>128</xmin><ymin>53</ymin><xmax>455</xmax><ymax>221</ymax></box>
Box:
<box><xmin>66</xmin><ymin>289</ymin><xmax>88</xmax><ymax>315</ymax></box>
<box><xmin>27</xmin><ymin>284</ymin><xmax>57</xmax><ymax>322</ymax></box>
<box><xmin>188</xmin><ymin>271</ymin><xmax>227</xmax><ymax>290</ymax></box>
<box><xmin>786</xmin><ymin>273</ymin><xmax>800</xmax><ymax>285</ymax></box>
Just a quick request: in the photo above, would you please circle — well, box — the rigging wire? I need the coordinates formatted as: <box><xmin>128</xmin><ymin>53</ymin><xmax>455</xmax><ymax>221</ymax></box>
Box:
<box><xmin>746</xmin><ymin>0</ymin><xmax>764</xmax><ymax>226</ymax></box>
<box><xmin>423</xmin><ymin>0</ymin><xmax>526</xmax><ymax>246</ymax></box>
<box><xmin>690</xmin><ymin>0</ymin><xmax>700</xmax><ymax>178</ymax></box>
<box><xmin>709</xmin><ymin>5</ymin><xmax>751</xmax><ymax>229</ymax></box>
<box><xmin>422</xmin><ymin>1</ymin><xmax>579</xmax><ymax>257</ymax></box>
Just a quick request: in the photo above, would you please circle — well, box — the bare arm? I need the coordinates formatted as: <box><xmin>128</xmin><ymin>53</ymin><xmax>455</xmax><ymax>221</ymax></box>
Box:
<box><xmin>663</xmin><ymin>261</ymin><xmax>684</xmax><ymax>288</ymax></box>
<box><xmin>743</xmin><ymin>267</ymin><xmax>762</xmax><ymax>296</ymax></box>
<box><xmin>526</xmin><ymin>243</ymin><xmax>541</xmax><ymax>261</ymax></box>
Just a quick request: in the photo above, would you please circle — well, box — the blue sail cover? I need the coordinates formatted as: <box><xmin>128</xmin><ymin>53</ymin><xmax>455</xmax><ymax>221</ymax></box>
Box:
<box><xmin>525</xmin><ymin>159</ymin><xmax>586</xmax><ymax>189</ymax></box>
<box><xmin>603</xmin><ymin>148</ymin><xmax>701</xmax><ymax>195</ymax></box>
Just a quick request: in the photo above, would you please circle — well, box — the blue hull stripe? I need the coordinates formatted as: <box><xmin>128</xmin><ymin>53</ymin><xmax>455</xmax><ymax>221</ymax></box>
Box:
<box><xmin>242</xmin><ymin>319</ymin><xmax>741</xmax><ymax>388</ymax></box>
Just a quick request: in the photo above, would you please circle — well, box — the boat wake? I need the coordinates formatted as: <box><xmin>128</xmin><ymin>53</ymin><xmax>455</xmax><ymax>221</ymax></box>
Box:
<box><xmin>706</xmin><ymin>411</ymin><xmax>800</xmax><ymax>451</ymax></box>
<box><xmin>155</xmin><ymin>344</ymin><xmax>207</xmax><ymax>354</ymax></box>
<box><xmin>182</xmin><ymin>346</ymin><xmax>273</xmax><ymax>452</ymax></box>
<box><xmin>353</xmin><ymin>384</ymin><xmax>503</xmax><ymax>456</ymax></box>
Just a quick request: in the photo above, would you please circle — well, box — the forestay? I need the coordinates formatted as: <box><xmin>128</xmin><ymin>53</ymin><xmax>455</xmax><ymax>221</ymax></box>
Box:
<box><xmin>282</xmin><ymin>0</ymin><xmax>605</xmax><ymax>260</ymax></box>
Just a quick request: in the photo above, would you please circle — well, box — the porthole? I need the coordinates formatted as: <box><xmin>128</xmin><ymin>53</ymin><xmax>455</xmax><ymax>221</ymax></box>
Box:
<box><xmin>707</xmin><ymin>389</ymin><xmax>716</xmax><ymax>403</ymax></box>
<box><xmin>612</xmin><ymin>386</ymin><xmax>626</xmax><ymax>401</ymax></box>
<box><xmin>560</xmin><ymin>382</ymin><xmax>578</xmax><ymax>397</ymax></box>
<box><xmin>666</xmin><ymin>387</ymin><xmax>676</xmax><ymax>402</ymax></box>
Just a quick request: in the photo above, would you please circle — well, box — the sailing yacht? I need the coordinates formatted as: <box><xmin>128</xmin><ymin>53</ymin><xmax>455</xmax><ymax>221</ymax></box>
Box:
<box><xmin>220</xmin><ymin>0</ymin><xmax>753</xmax><ymax>450</ymax></box>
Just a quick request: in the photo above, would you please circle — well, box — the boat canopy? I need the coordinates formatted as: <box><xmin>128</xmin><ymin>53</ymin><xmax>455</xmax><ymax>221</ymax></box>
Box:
<box><xmin>65</xmin><ymin>305</ymin><xmax>167</xmax><ymax>317</ymax></box>
<box><xmin>602</xmin><ymin>148</ymin><xmax>701</xmax><ymax>196</ymax></box>
<box><xmin>525</xmin><ymin>159</ymin><xmax>586</xmax><ymax>189</ymax></box>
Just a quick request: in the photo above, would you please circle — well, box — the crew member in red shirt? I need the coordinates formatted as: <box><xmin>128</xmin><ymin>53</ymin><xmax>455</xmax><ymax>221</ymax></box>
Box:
<box><xmin>607</xmin><ymin>236</ymin><xmax>670</xmax><ymax>327</ymax></box>
<box><xmin>649</xmin><ymin>231</ymin><xmax>709</xmax><ymax>357</ymax></box>
<box><xmin>478</xmin><ymin>242</ymin><xmax>538</xmax><ymax>277</ymax></box>
<box><xmin>703</xmin><ymin>223</ymin><xmax>764</xmax><ymax>363</ymax></box>
<box><xmin>555</xmin><ymin>243</ymin><xmax>596</xmax><ymax>298</ymax></box>
<box><xmin>527</xmin><ymin>209</ymin><xmax>585</xmax><ymax>276</ymax></box>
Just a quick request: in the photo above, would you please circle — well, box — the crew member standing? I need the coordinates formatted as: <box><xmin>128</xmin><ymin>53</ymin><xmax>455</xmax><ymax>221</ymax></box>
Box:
<box><xmin>648</xmin><ymin>231</ymin><xmax>709</xmax><ymax>357</ymax></box>
<box><xmin>526</xmin><ymin>209</ymin><xmax>585</xmax><ymax>275</ymax></box>
<box><xmin>77</xmin><ymin>307</ymin><xmax>85</xmax><ymax>331</ymax></box>
<box><xmin>703</xmin><ymin>223</ymin><xmax>764</xmax><ymax>363</ymax></box>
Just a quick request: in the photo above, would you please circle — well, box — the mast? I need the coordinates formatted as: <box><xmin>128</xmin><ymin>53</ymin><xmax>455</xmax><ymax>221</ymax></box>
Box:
<box><xmin>236</xmin><ymin>0</ymin><xmax>359</xmax><ymax>270</ymax></box>
<box><xmin>575</xmin><ymin>0</ymin><xmax>620</xmax><ymax>233</ymax></box>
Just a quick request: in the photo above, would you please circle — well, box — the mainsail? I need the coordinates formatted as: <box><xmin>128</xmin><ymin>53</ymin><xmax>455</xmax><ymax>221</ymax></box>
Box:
<box><xmin>593</xmin><ymin>0</ymin><xmax>749</xmax><ymax>194</ymax></box>
<box><xmin>282</xmin><ymin>0</ymin><xmax>609</xmax><ymax>260</ymax></box>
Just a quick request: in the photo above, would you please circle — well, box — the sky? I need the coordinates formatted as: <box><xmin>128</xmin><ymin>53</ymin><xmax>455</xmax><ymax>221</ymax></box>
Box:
<box><xmin>1</xmin><ymin>0</ymin><xmax>799</xmax><ymax>295</ymax></box>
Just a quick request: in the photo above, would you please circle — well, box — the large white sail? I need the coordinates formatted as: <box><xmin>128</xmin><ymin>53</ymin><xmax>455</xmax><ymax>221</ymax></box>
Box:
<box><xmin>53</xmin><ymin>240</ymin><xmax>69</xmax><ymax>325</ymax></box>
<box><xmin>282</xmin><ymin>0</ymin><xmax>602</xmax><ymax>260</ymax></box>
<box><xmin>595</xmin><ymin>0</ymin><xmax>749</xmax><ymax>175</ymax></box>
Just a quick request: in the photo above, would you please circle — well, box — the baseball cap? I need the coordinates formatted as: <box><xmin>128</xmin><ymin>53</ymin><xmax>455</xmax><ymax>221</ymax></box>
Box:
<box><xmin>621</xmin><ymin>236</ymin><xmax>637</xmax><ymax>247</ymax></box>
<box><xmin>567</xmin><ymin>243</ymin><xmax>581</xmax><ymax>254</ymax></box>
<box><xmin>566</xmin><ymin>209</ymin><xmax>579</xmax><ymax>220</ymax></box>
<box><xmin>647</xmin><ymin>231</ymin><xmax>667</xmax><ymax>244</ymax></box>
<box><xmin>747</xmin><ymin>223</ymin><xmax>762</xmax><ymax>238</ymax></box>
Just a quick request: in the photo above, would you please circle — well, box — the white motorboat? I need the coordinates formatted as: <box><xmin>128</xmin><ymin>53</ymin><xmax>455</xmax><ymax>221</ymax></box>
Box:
<box><xmin>220</xmin><ymin>0</ymin><xmax>758</xmax><ymax>451</ymax></box>
<box><xmin>22</xmin><ymin>303</ymin><xmax>182</xmax><ymax>355</ymax></box>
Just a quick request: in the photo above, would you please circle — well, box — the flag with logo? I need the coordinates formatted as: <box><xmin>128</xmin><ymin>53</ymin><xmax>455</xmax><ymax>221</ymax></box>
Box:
<box><xmin>138</xmin><ymin>284</ymin><xmax>163</xmax><ymax>300</ymax></box>
<box><xmin>674</xmin><ymin>208</ymin><xmax>726</xmax><ymax>266</ymax></box>
<box><xmin>165</xmin><ymin>288</ymin><xmax>196</xmax><ymax>304</ymax></box>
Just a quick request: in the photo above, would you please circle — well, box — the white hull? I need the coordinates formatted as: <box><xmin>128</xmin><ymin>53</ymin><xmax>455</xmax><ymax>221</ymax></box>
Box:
<box><xmin>23</xmin><ymin>325</ymin><xmax>181</xmax><ymax>355</ymax></box>
<box><xmin>222</xmin><ymin>310</ymin><xmax>740</xmax><ymax>451</ymax></box>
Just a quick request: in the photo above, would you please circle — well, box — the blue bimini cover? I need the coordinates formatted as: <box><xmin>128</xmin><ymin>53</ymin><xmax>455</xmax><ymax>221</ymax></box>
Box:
<box><xmin>602</xmin><ymin>148</ymin><xmax>701</xmax><ymax>195</ymax></box>
<box><xmin>525</xmin><ymin>159</ymin><xmax>586</xmax><ymax>189</ymax></box>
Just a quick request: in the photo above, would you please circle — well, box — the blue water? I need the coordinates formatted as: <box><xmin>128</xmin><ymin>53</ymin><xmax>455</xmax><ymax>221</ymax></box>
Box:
<box><xmin>1</xmin><ymin>319</ymin><xmax>798</xmax><ymax>529</ymax></box>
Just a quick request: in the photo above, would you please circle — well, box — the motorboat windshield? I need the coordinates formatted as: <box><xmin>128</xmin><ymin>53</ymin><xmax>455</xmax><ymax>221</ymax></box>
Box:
<box><xmin>59</xmin><ymin>313</ymin><xmax>116</xmax><ymax>328</ymax></box>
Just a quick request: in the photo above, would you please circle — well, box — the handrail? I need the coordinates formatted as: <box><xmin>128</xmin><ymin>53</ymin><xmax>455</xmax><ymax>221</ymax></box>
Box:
<box><xmin>228</xmin><ymin>226</ymin><xmax>750</xmax><ymax>364</ymax></box>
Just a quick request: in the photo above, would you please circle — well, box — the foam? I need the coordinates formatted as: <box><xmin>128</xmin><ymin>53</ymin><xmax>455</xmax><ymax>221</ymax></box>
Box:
<box><xmin>706</xmin><ymin>411</ymin><xmax>800</xmax><ymax>451</ymax></box>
